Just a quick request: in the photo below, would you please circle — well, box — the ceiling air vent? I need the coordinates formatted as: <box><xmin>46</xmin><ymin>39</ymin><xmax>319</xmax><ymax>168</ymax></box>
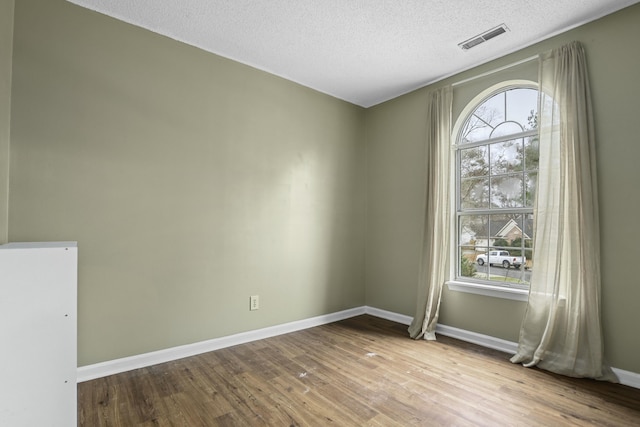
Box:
<box><xmin>459</xmin><ymin>24</ymin><xmax>509</xmax><ymax>50</ymax></box>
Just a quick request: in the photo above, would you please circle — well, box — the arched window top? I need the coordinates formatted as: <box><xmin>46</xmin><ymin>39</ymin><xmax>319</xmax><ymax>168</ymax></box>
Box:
<box><xmin>460</xmin><ymin>87</ymin><xmax>538</xmax><ymax>144</ymax></box>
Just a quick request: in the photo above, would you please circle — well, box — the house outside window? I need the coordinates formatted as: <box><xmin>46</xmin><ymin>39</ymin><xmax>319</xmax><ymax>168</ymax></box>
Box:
<box><xmin>455</xmin><ymin>84</ymin><xmax>539</xmax><ymax>290</ymax></box>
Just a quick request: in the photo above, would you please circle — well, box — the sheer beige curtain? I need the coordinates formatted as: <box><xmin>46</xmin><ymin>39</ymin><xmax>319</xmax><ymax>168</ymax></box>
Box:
<box><xmin>408</xmin><ymin>86</ymin><xmax>452</xmax><ymax>340</ymax></box>
<box><xmin>510</xmin><ymin>42</ymin><xmax>616</xmax><ymax>381</ymax></box>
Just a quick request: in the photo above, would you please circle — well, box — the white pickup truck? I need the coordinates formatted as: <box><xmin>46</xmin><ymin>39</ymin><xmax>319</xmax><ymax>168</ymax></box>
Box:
<box><xmin>476</xmin><ymin>251</ymin><xmax>526</xmax><ymax>269</ymax></box>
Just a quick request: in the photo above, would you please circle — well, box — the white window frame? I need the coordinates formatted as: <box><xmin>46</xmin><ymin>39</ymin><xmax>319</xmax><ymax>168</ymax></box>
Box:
<box><xmin>446</xmin><ymin>80</ymin><xmax>538</xmax><ymax>301</ymax></box>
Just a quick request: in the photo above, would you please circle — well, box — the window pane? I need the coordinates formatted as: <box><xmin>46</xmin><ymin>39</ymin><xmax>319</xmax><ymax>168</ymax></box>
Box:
<box><xmin>506</xmin><ymin>88</ymin><xmax>538</xmax><ymax>130</ymax></box>
<box><xmin>482</xmin><ymin>246</ymin><xmax>530</xmax><ymax>285</ymax></box>
<box><xmin>461</xmin><ymin>93</ymin><xmax>505</xmax><ymax>143</ymax></box>
<box><xmin>459</xmin><ymin>215</ymin><xmax>488</xmax><ymax>248</ymax></box>
<box><xmin>459</xmin><ymin>247</ymin><xmax>477</xmax><ymax>279</ymax></box>
<box><xmin>525</xmin><ymin>172</ymin><xmax>537</xmax><ymax>207</ymax></box>
<box><xmin>459</xmin><ymin>215</ymin><xmax>488</xmax><ymax>280</ymax></box>
<box><xmin>461</xmin><ymin>114</ymin><xmax>492</xmax><ymax>143</ymax></box>
<box><xmin>460</xmin><ymin>146</ymin><xmax>488</xmax><ymax>179</ymax></box>
<box><xmin>480</xmin><ymin>92</ymin><xmax>506</xmax><ymax>126</ymax></box>
<box><xmin>488</xmin><ymin>213</ymin><xmax>514</xmax><ymax>248</ymax></box>
<box><xmin>485</xmin><ymin>214</ymin><xmax>531</xmax><ymax>285</ymax></box>
<box><xmin>460</xmin><ymin>177</ymin><xmax>489</xmax><ymax>209</ymax></box>
<box><xmin>490</xmin><ymin>139</ymin><xmax>523</xmax><ymax>174</ymax></box>
<box><xmin>491</xmin><ymin>174</ymin><xmax>524</xmax><ymax>208</ymax></box>
<box><xmin>490</xmin><ymin>121</ymin><xmax>523</xmax><ymax>138</ymax></box>
<box><xmin>491</xmin><ymin>214</ymin><xmax>524</xmax><ymax>245</ymax></box>
<box><xmin>473</xmin><ymin>260</ymin><xmax>489</xmax><ymax>281</ymax></box>
<box><xmin>524</xmin><ymin>136</ymin><xmax>539</xmax><ymax>171</ymax></box>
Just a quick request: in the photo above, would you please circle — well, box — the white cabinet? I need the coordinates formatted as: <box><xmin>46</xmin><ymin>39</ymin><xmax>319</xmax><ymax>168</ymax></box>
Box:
<box><xmin>0</xmin><ymin>242</ymin><xmax>77</xmax><ymax>426</ymax></box>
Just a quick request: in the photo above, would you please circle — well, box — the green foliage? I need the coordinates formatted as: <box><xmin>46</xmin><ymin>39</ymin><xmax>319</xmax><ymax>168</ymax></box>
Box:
<box><xmin>510</xmin><ymin>237</ymin><xmax>531</xmax><ymax>248</ymax></box>
<box><xmin>493</xmin><ymin>238</ymin><xmax>510</xmax><ymax>248</ymax></box>
<box><xmin>460</xmin><ymin>256</ymin><xmax>476</xmax><ymax>277</ymax></box>
<box><xmin>510</xmin><ymin>237</ymin><xmax>534</xmax><ymax>261</ymax></box>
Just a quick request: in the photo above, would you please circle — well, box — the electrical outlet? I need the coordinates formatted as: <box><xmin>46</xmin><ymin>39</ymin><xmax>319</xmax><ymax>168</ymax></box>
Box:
<box><xmin>250</xmin><ymin>295</ymin><xmax>259</xmax><ymax>311</ymax></box>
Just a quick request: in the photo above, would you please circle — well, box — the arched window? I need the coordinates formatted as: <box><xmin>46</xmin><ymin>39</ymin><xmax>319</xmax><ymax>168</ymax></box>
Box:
<box><xmin>455</xmin><ymin>84</ymin><xmax>538</xmax><ymax>288</ymax></box>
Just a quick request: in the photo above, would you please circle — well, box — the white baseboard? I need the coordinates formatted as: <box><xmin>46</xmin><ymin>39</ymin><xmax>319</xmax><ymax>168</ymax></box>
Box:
<box><xmin>364</xmin><ymin>306</ymin><xmax>413</xmax><ymax>325</ymax></box>
<box><xmin>433</xmin><ymin>320</ymin><xmax>640</xmax><ymax>390</ymax></box>
<box><xmin>611</xmin><ymin>368</ymin><xmax>640</xmax><ymax>390</ymax></box>
<box><xmin>435</xmin><ymin>324</ymin><xmax>519</xmax><ymax>355</ymax></box>
<box><xmin>77</xmin><ymin>306</ymin><xmax>640</xmax><ymax>390</ymax></box>
<box><xmin>77</xmin><ymin>306</ymin><xmax>365</xmax><ymax>382</ymax></box>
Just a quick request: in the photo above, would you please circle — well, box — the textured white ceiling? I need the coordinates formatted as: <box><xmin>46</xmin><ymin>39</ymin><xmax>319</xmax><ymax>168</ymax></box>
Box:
<box><xmin>67</xmin><ymin>0</ymin><xmax>639</xmax><ymax>107</ymax></box>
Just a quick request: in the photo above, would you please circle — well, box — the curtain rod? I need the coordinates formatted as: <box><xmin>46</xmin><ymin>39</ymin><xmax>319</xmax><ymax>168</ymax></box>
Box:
<box><xmin>452</xmin><ymin>55</ymin><xmax>540</xmax><ymax>87</ymax></box>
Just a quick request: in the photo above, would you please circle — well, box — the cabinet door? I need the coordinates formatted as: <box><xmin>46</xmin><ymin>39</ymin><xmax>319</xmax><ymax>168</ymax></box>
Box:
<box><xmin>0</xmin><ymin>242</ymin><xmax>77</xmax><ymax>427</ymax></box>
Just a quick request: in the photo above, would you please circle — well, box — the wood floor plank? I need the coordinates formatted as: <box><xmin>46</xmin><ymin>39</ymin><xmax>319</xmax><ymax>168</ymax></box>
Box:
<box><xmin>78</xmin><ymin>315</ymin><xmax>640</xmax><ymax>426</ymax></box>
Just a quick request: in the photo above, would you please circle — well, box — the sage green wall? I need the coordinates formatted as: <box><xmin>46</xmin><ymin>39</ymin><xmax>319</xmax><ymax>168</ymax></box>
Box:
<box><xmin>365</xmin><ymin>3</ymin><xmax>640</xmax><ymax>373</ymax></box>
<box><xmin>8</xmin><ymin>0</ymin><xmax>640</xmax><ymax>374</ymax></box>
<box><xmin>0</xmin><ymin>0</ymin><xmax>13</xmax><ymax>244</ymax></box>
<box><xmin>9</xmin><ymin>0</ymin><xmax>366</xmax><ymax>366</ymax></box>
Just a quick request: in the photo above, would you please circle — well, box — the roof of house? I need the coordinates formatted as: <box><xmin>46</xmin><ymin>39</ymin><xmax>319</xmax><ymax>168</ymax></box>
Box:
<box><xmin>475</xmin><ymin>217</ymin><xmax>534</xmax><ymax>240</ymax></box>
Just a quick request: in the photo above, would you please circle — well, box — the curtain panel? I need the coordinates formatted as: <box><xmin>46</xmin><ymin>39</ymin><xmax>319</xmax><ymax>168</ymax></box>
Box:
<box><xmin>510</xmin><ymin>41</ymin><xmax>616</xmax><ymax>381</ymax></box>
<box><xmin>408</xmin><ymin>86</ymin><xmax>452</xmax><ymax>341</ymax></box>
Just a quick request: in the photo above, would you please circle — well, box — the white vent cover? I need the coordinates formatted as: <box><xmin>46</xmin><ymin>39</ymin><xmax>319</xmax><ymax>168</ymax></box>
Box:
<box><xmin>459</xmin><ymin>24</ymin><xmax>509</xmax><ymax>50</ymax></box>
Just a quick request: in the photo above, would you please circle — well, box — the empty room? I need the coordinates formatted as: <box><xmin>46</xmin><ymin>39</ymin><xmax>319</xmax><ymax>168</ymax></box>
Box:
<box><xmin>1</xmin><ymin>0</ymin><xmax>640</xmax><ymax>425</ymax></box>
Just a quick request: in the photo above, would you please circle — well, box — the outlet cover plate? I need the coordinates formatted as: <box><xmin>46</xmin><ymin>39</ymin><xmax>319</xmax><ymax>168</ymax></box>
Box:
<box><xmin>250</xmin><ymin>295</ymin><xmax>259</xmax><ymax>311</ymax></box>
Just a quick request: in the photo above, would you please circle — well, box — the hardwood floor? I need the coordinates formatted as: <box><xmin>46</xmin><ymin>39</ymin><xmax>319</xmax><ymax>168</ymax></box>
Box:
<box><xmin>78</xmin><ymin>315</ymin><xmax>640</xmax><ymax>426</ymax></box>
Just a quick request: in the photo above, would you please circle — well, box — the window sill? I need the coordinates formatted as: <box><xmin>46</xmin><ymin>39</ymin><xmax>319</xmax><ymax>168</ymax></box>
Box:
<box><xmin>446</xmin><ymin>280</ymin><xmax>529</xmax><ymax>301</ymax></box>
